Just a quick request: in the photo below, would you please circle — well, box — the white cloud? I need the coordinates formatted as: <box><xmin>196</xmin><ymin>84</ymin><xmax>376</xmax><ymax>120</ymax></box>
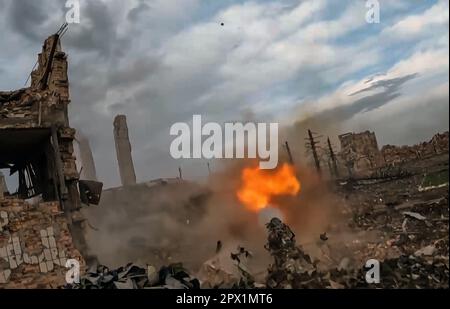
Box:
<box><xmin>382</xmin><ymin>0</ymin><xmax>449</xmax><ymax>39</ymax></box>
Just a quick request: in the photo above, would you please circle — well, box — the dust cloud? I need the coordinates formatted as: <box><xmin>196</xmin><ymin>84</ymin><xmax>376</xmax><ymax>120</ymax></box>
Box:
<box><xmin>81</xmin><ymin>102</ymin><xmax>364</xmax><ymax>274</ymax></box>
<box><xmin>81</xmin><ymin>155</ymin><xmax>350</xmax><ymax>275</ymax></box>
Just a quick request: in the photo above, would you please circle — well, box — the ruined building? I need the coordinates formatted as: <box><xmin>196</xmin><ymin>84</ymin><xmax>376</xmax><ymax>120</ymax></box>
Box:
<box><xmin>337</xmin><ymin>130</ymin><xmax>449</xmax><ymax>176</ymax></box>
<box><xmin>381</xmin><ymin>131</ymin><xmax>449</xmax><ymax>165</ymax></box>
<box><xmin>0</xmin><ymin>33</ymin><xmax>92</xmax><ymax>287</ymax></box>
<box><xmin>338</xmin><ymin>131</ymin><xmax>384</xmax><ymax>176</ymax></box>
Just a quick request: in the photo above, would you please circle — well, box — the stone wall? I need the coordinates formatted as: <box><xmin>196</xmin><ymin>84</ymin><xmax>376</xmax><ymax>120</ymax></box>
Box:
<box><xmin>0</xmin><ymin>197</ymin><xmax>84</xmax><ymax>288</ymax></box>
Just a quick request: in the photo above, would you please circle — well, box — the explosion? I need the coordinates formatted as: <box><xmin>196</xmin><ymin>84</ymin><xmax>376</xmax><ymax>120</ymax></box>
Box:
<box><xmin>237</xmin><ymin>163</ymin><xmax>301</xmax><ymax>212</ymax></box>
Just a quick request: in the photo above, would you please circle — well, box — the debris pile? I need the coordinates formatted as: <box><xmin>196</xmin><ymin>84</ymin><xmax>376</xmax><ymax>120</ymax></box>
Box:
<box><xmin>374</xmin><ymin>254</ymin><xmax>448</xmax><ymax>288</ymax></box>
<box><xmin>263</xmin><ymin>218</ymin><xmax>449</xmax><ymax>289</ymax></box>
<box><xmin>230</xmin><ymin>246</ymin><xmax>261</xmax><ymax>289</ymax></box>
<box><xmin>265</xmin><ymin>218</ymin><xmax>316</xmax><ymax>289</ymax></box>
<box><xmin>65</xmin><ymin>263</ymin><xmax>200</xmax><ymax>289</ymax></box>
<box><xmin>63</xmin><ymin>214</ymin><xmax>449</xmax><ymax>289</ymax></box>
<box><xmin>299</xmin><ymin>254</ymin><xmax>449</xmax><ymax>289</ymax></box>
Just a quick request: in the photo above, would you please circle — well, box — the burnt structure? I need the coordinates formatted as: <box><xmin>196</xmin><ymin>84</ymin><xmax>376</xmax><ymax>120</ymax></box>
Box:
<box><xmin>1</xmin><ymin>34</ymin><xmax>92</xmax><ymax>286</ymax></box>
<box><xmin>113</xmin><ymin>115</ymin><xmax>137</xmax><ymax>186</ymax></box>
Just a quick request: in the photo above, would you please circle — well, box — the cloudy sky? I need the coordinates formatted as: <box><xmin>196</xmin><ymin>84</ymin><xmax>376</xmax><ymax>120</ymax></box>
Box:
<box><xmin>0</xmin><ymin>0</ymin><xmax>448</xmax><ymax>188</ymax></box>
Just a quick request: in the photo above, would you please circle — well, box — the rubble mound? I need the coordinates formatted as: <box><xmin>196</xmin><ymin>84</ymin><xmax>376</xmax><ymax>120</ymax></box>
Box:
<box><xmin>264</xmin><ymin>218</ymin><xmax>448</xmax><ymax>289</ymax></box>
<box><xmin>65</xmin><ymin>263</ymin><xmax>200</xmax><ymax>289</ymax></box>
<box><xmin>265</xmin><ymin>218</ymin><xmax>316</xmax><ymax>289</ymax></box>
<box><xmin>65</xmin><ymin>217</ymin><xmax>448</xmax><ymax>289</ymax></box>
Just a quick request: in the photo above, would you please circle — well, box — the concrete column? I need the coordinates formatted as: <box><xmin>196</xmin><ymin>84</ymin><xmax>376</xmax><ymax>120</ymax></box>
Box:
<box><xmin>75</xmin><ymin>132</ymin><xmax>98</xmax><ymax>181</ymax></box>
<box><xmin>113</xmin><ymin>115</ymin><xmax>136</xmax><ymax>186</ymax></box>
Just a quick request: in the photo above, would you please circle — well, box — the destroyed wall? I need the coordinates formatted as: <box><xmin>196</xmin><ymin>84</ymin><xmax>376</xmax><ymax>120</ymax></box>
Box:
<box><xmin>0</xmin><ymin>35</ymin><xmax>78</xmax><ymax>189</ymax></box>
<box><xmin>0</xmin><ymin>34</ymin><xmax>88</xmax><ymax>287</ymax></box>
<box><xmin>0</xmin><ymin>197</ymin><xmax>84</xmax><ymax>287</ymax></box>
<box><xmin>381</xmin><ymin>131</ymin><xmax>449</xmax><ymax>165</ymax></box>
<box><xmin>1</xmin><ymin>35</ymin><xmax>69</xmax><ymax>127</ymax></box>
<box><xmin>338</xmin><ymin>131</ymin><xmax>384</xmax><ymax>176</ymax></box>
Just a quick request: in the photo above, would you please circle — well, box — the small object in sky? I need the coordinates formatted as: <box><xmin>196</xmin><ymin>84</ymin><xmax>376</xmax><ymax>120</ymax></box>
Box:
<box><xmin>216</xmin><ymin>240</ymin><xmax>222</xmax><ymax>253</ymax></box>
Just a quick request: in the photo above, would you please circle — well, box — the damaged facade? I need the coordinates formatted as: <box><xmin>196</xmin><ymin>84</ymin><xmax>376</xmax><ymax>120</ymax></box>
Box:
<box><xmin>0</xmin><ymin>199</ymin><xmax>84</xmax><ymax>287</ymax></box>
<box><xmin>0</xmin><ymin>34</ymin><xmax>90</xmax><ymax>287</ymax></box>
<box><xmin>338</xmin><ymin>131</ymin><xmax>384</xmax><ymax>176</ymax></box>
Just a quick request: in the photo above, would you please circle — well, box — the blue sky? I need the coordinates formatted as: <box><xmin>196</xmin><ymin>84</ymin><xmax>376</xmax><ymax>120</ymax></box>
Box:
<box><xmin>0</xmin><ymin>0</ymin><xmax>448</xmax><ymax>188</ymax></box>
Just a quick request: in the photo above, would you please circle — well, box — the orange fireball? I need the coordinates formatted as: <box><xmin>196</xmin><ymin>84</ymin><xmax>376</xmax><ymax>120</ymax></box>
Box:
<box><xmin>237</xmin><ymin>163</ymin><xmax>301</xmax><ymax>212</ymax></box>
